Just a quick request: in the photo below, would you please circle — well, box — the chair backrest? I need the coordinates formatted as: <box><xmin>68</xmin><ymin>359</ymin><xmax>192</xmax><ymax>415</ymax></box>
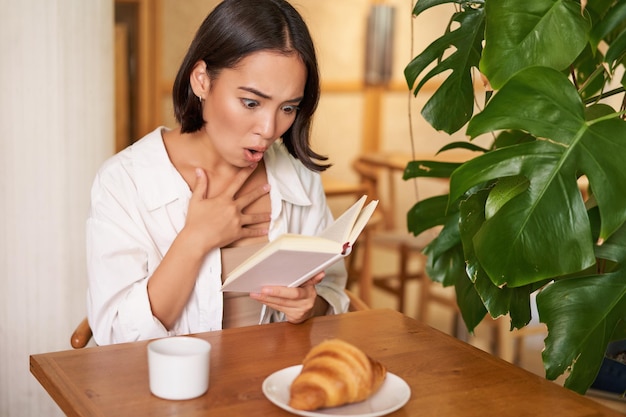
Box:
<box><xmin>352</xmin><ymin>154</ymin><xmax>408</xmax><ymax>232</ymax></box>
<box><xmin>344</xmin><ymin>288</ymin><xmax>370</xmax><ymax>312</ymax></box>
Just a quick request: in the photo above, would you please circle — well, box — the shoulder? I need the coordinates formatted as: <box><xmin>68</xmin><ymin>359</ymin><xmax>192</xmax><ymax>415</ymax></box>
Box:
<box><xmin>90</xmin><ymin>127</ymin><xmax>178</xmax><ymax>209</ymax></box>
<box><xmin>95</xmin><ymin>128</ymin><xmax>165</xmax><ymax>178</ymax></box>
<box><xmin>94</xmin><ymin>127</ymin><xmax>171</xmax><ymax>183</ymax></box>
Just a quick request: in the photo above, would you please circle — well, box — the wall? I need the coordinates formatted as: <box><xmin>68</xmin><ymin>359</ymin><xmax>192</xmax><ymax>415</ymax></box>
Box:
<box><xmin>0</xmin><ymin>1</ymin><xmax>114</xmax><ymax>415</ymax></box>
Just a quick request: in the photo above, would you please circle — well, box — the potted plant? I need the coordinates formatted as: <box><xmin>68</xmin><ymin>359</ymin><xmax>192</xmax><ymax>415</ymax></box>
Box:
<box><xmin>403</xmin><ymin>0</ymin><xmax>626</xmax><ymax>394</ymax></box>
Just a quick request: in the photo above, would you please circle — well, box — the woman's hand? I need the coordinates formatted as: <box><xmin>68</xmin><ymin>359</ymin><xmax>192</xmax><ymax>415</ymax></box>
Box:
<box><xmin>183</xmin><ymin>165</ymin><xmax>271</xmax><ymax>254</ymax></box>
<box><xmin>148</xmin><ymin>165</ymin><xmax>270</xmax><ymax>329</ymax></box>
<box><xmin>250</xmin><ymin>272</ymin><xmax>329</xmax><ymax>323</ymax></box>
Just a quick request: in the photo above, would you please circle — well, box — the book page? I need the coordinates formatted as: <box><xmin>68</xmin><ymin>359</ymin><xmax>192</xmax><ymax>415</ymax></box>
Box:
<box><xmin>348</xmin><ymin>200</ymin><xmax>379</xmax><ymax>244</ymax></box>
<box><xmin>318</xmin><ymin>195</ymin><xmax>367</xmax><ymax>243</ymax></box>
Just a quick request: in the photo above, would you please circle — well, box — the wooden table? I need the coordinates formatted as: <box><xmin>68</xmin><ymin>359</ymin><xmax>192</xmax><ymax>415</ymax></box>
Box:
<box><xmin>321</xmin><ymin>176</ymin><xmax>369</xmax><ymax>198</ymax></box>
<box><xmin>31</xmin><ymin>309</ymin><xmax>622</xmax><ymax>417</ymax></box>
<box><xmin>358</xmin><ymin>150</ymin><xmax>474</xmax><ymax>172</ymax></box>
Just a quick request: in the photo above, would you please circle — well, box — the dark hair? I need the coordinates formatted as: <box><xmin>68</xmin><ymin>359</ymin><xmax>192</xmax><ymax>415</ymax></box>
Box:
<box><xmin>172</xmin><ymin>0</ymin><xmax>329</xmax><ymax>171</ymax></box>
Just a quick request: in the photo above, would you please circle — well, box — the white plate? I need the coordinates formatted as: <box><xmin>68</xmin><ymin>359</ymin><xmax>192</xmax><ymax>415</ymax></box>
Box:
<box><xmin>262</xmin><ymin>365</ymin><xmax>411</xmax><ymax>417</ymax></box>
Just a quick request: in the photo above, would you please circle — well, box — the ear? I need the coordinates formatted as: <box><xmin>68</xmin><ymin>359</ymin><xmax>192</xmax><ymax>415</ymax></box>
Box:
<box><xmin>190</xmin><ymin>60</ymin><xmax>210</xmax><ymax>100</ymax></box>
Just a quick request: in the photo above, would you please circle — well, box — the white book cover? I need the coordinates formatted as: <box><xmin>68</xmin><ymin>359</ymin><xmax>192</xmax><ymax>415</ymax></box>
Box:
<box><xmin>221</xmin><ymin>196</ymin><xmax>378</xmax><ymax>293</ymax></box>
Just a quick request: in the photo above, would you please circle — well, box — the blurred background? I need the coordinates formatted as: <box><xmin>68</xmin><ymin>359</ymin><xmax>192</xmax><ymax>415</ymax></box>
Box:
<box><xmin>7</xmin><ymin>1</ymin><xmax>617</xmax><ymax>416</ymax></box>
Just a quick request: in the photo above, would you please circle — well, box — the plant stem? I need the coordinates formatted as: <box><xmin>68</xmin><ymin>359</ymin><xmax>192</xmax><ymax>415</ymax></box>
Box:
<box><xmin>587</xmin><ymin>109</ymin><xmax>626</xmax><ymax>125</ymax></box>
<box><xmin>576</xmin><ymin>64</ymin><xmax>606</xmax><ymax>96</ymax></box>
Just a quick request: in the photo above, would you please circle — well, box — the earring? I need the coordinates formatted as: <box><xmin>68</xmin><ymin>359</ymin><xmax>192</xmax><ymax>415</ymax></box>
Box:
<box><xmin>197</xmin><ymin>95</ymin><xmax>203</xmax><ymax>103</ymax></box>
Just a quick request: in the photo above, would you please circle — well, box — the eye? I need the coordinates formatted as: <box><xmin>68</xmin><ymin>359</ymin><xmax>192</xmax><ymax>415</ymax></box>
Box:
<box><xmin>241</xmin><ymin>98</ymin><xmax>259</xmax><ymax>109</ymax></box>
<box><xmin>281</xmin><ymin>104</ymin><xmax>300</xmax><ymax>115</ymax></box>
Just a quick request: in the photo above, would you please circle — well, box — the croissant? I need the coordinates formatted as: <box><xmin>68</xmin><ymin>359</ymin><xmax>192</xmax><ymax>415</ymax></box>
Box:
<box><xmin>288</xmin><ymin>338</ymin><xmax>387</xmax><ymax>411</ymax></box>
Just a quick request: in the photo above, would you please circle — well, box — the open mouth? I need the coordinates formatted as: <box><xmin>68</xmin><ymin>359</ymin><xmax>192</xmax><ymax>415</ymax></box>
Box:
<box><xmin>245</xmin><ymin>148</ymin><xmax>265</xmax><ymax>163</ymax></box>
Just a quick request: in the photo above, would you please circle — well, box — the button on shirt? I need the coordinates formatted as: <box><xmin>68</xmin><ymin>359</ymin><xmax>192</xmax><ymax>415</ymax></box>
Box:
<box><xmin>87</xmin><ymin>127</ymin><xmax>349</xmax><ymax>345</ymax></box>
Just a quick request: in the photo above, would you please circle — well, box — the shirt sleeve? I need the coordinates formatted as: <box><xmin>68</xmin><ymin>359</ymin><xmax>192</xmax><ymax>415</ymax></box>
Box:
<box><xmin>86</xmin><ymin>172</ymin><xmax>171</xmax><ymax>345</ymax></box>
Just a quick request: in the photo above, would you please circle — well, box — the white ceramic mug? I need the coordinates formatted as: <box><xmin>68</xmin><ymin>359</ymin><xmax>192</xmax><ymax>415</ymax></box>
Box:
<box><xmin>147</xmin><ymin>336</ymin><xmax>211</xmax><ymax>400</ymax></box>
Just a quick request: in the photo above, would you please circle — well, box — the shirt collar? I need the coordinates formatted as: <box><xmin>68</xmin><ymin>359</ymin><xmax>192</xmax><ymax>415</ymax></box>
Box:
<box><xmin>263</xmin><ymin>142</ymin><xmax>313</xmax><ymax>208</ymax></box>
<box><xmin>131</xmin><ymin>129</ymin><xmax>313</xmax><ymax>211</ymax></box>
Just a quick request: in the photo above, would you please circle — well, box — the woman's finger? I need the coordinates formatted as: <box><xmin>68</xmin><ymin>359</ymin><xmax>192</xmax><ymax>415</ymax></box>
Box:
<box><xmin>190</xmin><ymin>167</ymin><xmax>208</xmax><ymax>200</ymax></box>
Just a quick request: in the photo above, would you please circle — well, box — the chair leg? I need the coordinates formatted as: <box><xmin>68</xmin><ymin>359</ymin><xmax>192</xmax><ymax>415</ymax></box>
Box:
<box><xmin>495</xmin><ymin>316</ymin><xmax>515</xmax><ymax>362</ymax></box>
<box><xmin>513</xmin><ymin>337</ymin><xmax>524</xmax><ymax>366</ymax></box>
<box><xmin>358</xmin><ymin>227</ymin><xmax>373</xmax><ymax>306</ymax></box>
<box><xmin>451</xmin><ymin>312</ymin><xmax>463</xmax><ymax>340</ymax></box>
<box><xmin>417</xmin><ymin>268</ymin><xmax>430</xmax><ymax>323</ymax></box>
<box><xmin>490</xmin><ymin>319</ymin><xmax>500</xmax><ymax>356</ymax></box>
<box><xmin>345</xmin><ymin>236</ymin><xmax>373</xmax><ymax>306</ymax></box>
<box><xmin>398</xmin><ymin>244</ymin><xmax>410</xmax><ymax>313</ymax></box>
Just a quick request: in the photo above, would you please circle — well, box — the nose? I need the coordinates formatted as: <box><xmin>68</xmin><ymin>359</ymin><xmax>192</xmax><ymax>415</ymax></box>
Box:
<box><xmin>254</xmin><ymin>110</ymin><xmax>278</xmax><ymax>140</ymax></box>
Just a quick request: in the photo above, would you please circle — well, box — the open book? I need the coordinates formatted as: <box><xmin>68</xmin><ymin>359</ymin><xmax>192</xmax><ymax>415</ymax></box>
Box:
<box><xmin>221</xmin><ymin>195</ymin><xmax>378</xmax><ymax>293</ymax></box>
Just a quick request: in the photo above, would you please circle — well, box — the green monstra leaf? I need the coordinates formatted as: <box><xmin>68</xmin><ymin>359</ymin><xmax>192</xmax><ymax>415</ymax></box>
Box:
<box><xmin>404</xmin><ymin>160</ymin><xmax>463</xmax><ymax>180</ymax></box>
<box><xmin>538</xmin><ymin>267</ymin><xmax>626</xmax><ymax>393</ymax></box>
<box><xmin>589</xmin><ymin>0</ymin><xmax>626</xmax><ymax>50</ymax></box>
<box><xmin>406</xmin><ymin>195</ymin><xmax>450</xmax><ymax>236</ymax></box>
<box><xmin>412</xmin><ymin>0</ymin><xmax>464</xmax><ymax>16</ymax></box>
<box><xmin>484</xmin><ymin>175</ymin><xmax>529</xmax><ymax>220</ymax></box>
<box><xmin>480</xmin><ymin>0</ymin><xmax>590</xmax><ymax>89</ymax></box>
<box><xmin>423</xmin><ymin>212</ymin><xmax>464</xmax><ymax>287</ymax></box>
<box><xmin>457</xmin><ymin>188</ymin><xmax>490</xmax><ymax>332</ymax></box>
<box><xmin>453</xmin><ymin>66</ymin><xmax>626</xmax><ymax>287</ymax></box>
<box><xmin>605</xmin><ymin>28</ymin><xmax>626</xmax><ymax>68</ymax></box>
<box><xmin>450</xmin><ymin>139</ymin><xmax>595</xmax><ymax>287</ymax></box>
<box><xmin>468</xmin><ymin>66</ymin><xmax>584</xmax><ymax>141</ymax></box>
<box><xmin>454</xmin><ymin>268</ymin><xmax>488</xmax><ymax>334</ymax></box>
<box><xmin>404</xmin><ymin>6</ymin><xmax>485</xmax><ymax>133</ymax></box>
<box><xmin>459</xmin><ymin>187</ymin><xmax>534</xmax><ymax>329</ymax></box>
<box><xmin>537</xmin><ymin>206</ymin><xmax>626</xmax><ymax>393</ymax></box>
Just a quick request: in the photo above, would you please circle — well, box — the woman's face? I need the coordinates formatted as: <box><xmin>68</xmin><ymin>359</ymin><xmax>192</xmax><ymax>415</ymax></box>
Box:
<box><xmin>202</xmin><ymin>50</ymin><xmax>307</xmax><ymax>167</ymax></box>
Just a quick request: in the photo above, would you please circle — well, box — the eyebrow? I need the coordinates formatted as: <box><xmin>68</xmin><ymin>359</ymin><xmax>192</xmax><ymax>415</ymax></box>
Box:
<box><xmin>238</xmin><ymin>86</ymin><xmax>303</xmax><ymax>103</ymax></box>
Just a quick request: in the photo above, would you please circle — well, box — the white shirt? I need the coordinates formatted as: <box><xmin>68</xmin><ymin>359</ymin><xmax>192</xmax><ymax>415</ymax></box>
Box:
<box><xmin>86</xmin><ymin>127</ymin><xmax>349</xmax><ymax>345</ymax></box>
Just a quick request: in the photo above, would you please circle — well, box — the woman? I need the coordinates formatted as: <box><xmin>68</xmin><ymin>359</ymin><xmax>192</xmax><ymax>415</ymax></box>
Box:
<box><xmin>87</xmin><ymin>0</ymin><xmax>349</xmax><ymax>345</ymax></box>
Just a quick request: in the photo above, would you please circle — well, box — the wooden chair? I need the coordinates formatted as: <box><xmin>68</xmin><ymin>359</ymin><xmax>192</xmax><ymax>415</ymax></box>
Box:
<box><xmin>71</xmin><ymin>317</ymin><xmax>93</xmax><ymax>349</ymax></box>
<box><xmin>322</xmin><ymin>176</ymin><xmax>375</xmax><ymax>305</ymax></box>
<box><xmin>418</xmin><ymin>277</ymin><xmax>461</xmax><ymax>335</ymax></box>
<box><xmin>346</xmin><ymin>153</ymin><xmax>548</xmax><ymax>365</ymax></box>
<box><xmin>348</xmin><ymin>155</ymin><xmax>440</xmax><ymax>317</ymax></box>
<box><xmin>345</xmin><ymin>288</ymin><xmax>370</xmax><ymax>312</ymax></box>
<box><xmin>70</xmin><ymin>289</ymin><xmax>370</xmax><ymax>349</ymax></box>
